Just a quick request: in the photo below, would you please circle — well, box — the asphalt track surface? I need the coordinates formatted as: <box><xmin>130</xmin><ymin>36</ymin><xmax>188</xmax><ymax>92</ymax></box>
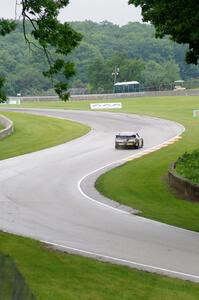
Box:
<box><xmin>0</xmin><ymin>108</ymin><xmax>199</xmax><ymax>282</ymax></box>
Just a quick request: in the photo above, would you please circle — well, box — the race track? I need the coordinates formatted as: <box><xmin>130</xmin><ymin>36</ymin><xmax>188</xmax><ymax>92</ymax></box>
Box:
<box><xmin>0</xmin><ymin>108</ymin><xmax>199</xmax><ymax>282</ymax></box>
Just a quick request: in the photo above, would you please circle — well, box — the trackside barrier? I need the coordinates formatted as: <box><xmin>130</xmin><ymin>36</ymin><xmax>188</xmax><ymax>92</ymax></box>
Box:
<box><xmin>7</xmin><ymin>88</ymin><xmax>199</xmax><ymax>102</ymax></box>
<box><xmin>168</xmin><ymin>163</ymin><xmax>199</xmax><ymax>202</ymax></box>
<box><xmin>0</xmin><ymin>114</ymin><xmax>14</xmax><ymax>140</ymax></box>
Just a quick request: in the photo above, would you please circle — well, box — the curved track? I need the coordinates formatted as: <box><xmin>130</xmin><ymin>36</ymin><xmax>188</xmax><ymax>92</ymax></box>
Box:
<box><xmin>0</xmin><ymin>108</ymin><xmax>199</xmax><ymax>282</ymax></box>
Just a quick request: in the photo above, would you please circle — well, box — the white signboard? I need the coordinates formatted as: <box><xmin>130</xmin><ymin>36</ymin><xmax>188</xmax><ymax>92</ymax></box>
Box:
<box><xmin>193</xmin><ymin>110</ymin><xmax>199</xmax><ymax>117</ymax></box>
<box><xmin>90</xmin><ymin>102</ymin><xmax>122</xmax><ymax>110</ymax></box>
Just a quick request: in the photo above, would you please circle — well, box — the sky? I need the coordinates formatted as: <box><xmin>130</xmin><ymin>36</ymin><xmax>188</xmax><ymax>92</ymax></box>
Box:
<box><xmin>1</xmin><ymin>0</ymin><xmax>142</xmax><ymax>26</ymax></box>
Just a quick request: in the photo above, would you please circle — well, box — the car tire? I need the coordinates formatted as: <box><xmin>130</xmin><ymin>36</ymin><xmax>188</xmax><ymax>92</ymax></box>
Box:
<box><xmin>141</xmin><ymin>140</ymin><xmax>144</xmax><ymax>148</ymax></box>
<box><xmin>135</xmin><ymin>142</ymin><xmax>139</xmax><ymax>149</ymax></box>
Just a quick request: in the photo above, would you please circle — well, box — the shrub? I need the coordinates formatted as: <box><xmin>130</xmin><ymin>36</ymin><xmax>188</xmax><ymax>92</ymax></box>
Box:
<box><xmin>175</xmin><ymin>150</ymin><xmax>199</xmax><ymax>184</ymax></box>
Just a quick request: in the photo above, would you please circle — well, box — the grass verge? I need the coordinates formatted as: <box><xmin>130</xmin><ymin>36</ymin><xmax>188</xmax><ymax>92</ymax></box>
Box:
<box><xmin>0</xmin><ymin>122</ymin><xmax>4</xmax><ymax>131</ymax></box>
<box><xmin>1</xmin><ymin>231</ymin><xmax>199</xmax><ymax>300</ymax></box>
<box><xmin>0</xmin><ymin>111</ymin><xmax>89</xmax><ymax>160</ymax></box>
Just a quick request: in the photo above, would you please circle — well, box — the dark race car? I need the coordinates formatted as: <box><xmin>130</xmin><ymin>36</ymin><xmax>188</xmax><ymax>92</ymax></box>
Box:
<box><xmin>115</xmin><ymin>132</ymin><xmax>144</xmax><ymax>149</ymax></box>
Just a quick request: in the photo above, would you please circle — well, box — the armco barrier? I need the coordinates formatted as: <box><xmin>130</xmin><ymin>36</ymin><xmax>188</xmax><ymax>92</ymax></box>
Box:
<box><xmin>8</xmin><ymin>88</ymin><xmax>199</xmax><ymax>102</ymax></box>
<box><xmin>0</xmin><ymin>114</ymin><xmax>14</xmax><ymax>140</ymax></box>
<box><xmin>168</xmin><ymin>163</ymin><xmax>199</xmax><ymax>202</ymax></box>
<box><xmin>70</xmin><ymin>88</ymin><xmax>199</xmax><ymax>101</ymax></box>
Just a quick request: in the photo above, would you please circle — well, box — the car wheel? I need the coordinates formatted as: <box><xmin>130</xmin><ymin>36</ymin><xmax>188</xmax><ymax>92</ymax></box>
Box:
<box><xmin>135</xmin><ymin>143</ymin><xmax>139</xmax><ymax>149</ymax></box>
<box><xmin>141</xmin><ymin>140</ymin><xmax>144</xmax><ymax>148</ymax></box>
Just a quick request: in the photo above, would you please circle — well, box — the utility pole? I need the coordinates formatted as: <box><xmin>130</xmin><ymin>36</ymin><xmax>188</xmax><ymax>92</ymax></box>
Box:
<box><xmin>112</xmin><ymin>66</ymin><xmax>119</xmax><ymax>84</ymax></box>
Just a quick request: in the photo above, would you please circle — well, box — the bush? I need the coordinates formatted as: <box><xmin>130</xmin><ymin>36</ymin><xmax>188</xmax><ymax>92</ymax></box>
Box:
<box><xmin>176</xmin><ymin>150</ymin><xmax>199</xmax><ymax>184</ymax></box>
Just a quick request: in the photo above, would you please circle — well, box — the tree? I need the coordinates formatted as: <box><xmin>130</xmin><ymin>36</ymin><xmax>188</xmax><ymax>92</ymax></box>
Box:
<box><xmin>118</xmin><ymin>59</ymin><xmax>145</xmax><ymax>82</ymax></box>
<box><xmin>87</xmin><ymin>58</ymin><xmax>112</xmax><ymax>93</ymax></box>
<box><xmin>1</xmin><ymin>20</ymin><xmax>198</xmax><ymax>96</ymax></box>
<box><xmin>129</xmin><ymin>0</ymin><xmax>199</xmax><ymax>64</ymax></box>
<box><xmin>0</xmin><ymin>76</ymin><xmax>6</xmax><ymax>102</ymax></box>
<box><xmin>141</xmin><ymin>61</ymin><xmax>166</xmax><ymax>87</ymax></box>
<box><xmin>0</xmin><ymin>0</ymin><xmax>82</xmax><ymax>102</ymax></box>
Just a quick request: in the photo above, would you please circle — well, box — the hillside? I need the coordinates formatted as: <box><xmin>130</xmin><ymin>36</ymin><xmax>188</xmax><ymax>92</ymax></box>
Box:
<box><xmin>0</xmin><ymin>21</ymin><xmax>198</xmax><ymax>95</ymax></box>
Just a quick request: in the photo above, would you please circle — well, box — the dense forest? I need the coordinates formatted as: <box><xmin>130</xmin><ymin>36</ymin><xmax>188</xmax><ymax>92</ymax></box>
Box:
<box><xmin>0</xmin><ymin>20</ymin><xmax>199</xmax><ymax>96</ymax></box>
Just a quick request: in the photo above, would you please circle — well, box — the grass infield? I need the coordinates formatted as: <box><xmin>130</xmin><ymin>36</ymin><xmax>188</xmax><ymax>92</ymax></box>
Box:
<box><xmin>1</xmin><ymin>231</ymin><xmax>199</xmax><ymax>300</ymax></box>
<box><xmin>0</xmin><ymin>122</ymin><xmax>4</xmax><ymax>131</ymax></box>
<box><xmin>0</xmin><ymin>111</ymin><xmax>89</xmax><ymax>160</ymax></box>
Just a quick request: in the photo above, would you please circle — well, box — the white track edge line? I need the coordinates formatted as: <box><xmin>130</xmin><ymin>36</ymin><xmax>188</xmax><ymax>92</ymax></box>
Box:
<box><xmin>78</xmin><ymin>126</ymin><xmax>185</xmax><ymax>214</ymax></box>
<box><xmin>42</xmin><ymin>240</ymin><xmax>199</xmax><ymax>281</ymax></box>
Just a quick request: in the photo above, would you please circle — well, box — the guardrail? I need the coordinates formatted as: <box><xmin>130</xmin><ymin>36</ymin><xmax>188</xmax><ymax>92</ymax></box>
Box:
<box><xmin>7</xmin><ymin>88</ymin><xmax>199</xmax><ymax>102</ymax></box>
<box><xmin>168</xmin><ymin>163</ymin><xmax>199</xmax><ymax>202</ymax></box>
<box><xmin>0</xmin><ymin>114</ymin><xmax>14</xmax><ymax>140</ymax></box>
<box><xmin>70</xmin><ymin>88</ymin><xmax>199</xmax><ymax>101</ymax></box>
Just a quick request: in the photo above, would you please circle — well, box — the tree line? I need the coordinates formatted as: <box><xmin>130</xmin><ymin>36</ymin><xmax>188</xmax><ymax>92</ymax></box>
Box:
<box><xmin>0</xmin><ymin>21</ymin><xmax>198</xmax><ymax>96</ymax></box>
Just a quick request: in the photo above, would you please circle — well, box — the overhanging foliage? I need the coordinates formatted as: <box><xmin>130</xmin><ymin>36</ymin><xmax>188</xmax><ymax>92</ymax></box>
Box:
<box><xmin>0</xmin><ymin>0</ymin><xmax>82</xmax><ymax>101</ymax></box>
<box><xmin>129</xmin><ymin>0</ymin><xmax>199</xmax><ymax>65</ymax></box>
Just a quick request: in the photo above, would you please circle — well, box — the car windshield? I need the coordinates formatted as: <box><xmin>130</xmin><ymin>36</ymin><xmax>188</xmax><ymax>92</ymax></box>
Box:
<box><xmin>116</xmin><ymin>135</ymin><xmax>136</xmax><ymax>139</ymax></box>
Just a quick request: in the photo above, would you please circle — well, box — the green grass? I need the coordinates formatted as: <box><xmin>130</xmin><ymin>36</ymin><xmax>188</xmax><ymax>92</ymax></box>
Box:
<box><xmin>6</xmin><ymin>95</ymin><xmax>199</xmax><ymax>117</ymax></box>
<box><xmin>5</xmin><ymin>99</ymin><xmax>91</xmax><ymax>110</ymax></box>
<box><xmin>0</xmin><ymin>111</ymin><xmax>89</xmax><ymax>160</ymax></box>
<box><xmin>0</xmin><ymin>122</ymin><xmax>4</xmax><ymax>130</ymax></box>
<box><xmin>0</xmin><ymin>254</ymin><xmax>35</xmax><ymax>299</ymax></box>
<box><xmin>1</xmin><ymin>231</ymin><xmax>199</xmax><ymax>300</ymax></box>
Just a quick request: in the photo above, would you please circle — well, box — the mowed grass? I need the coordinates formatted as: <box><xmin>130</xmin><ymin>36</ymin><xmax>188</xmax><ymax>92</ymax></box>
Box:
<box><xmin>0</xmin><ymin>111</ymin><xmax>89</xmax><ymax>160</ymax></box>
<box><xmin>1</xmin><ymin>231</ymin><xmax>199</xmax><ymax>300</ymax></box>
<box><xmin>7</xmin><ymin>95</ymin><xmax>199</xmax><ymax>118</ymax></box>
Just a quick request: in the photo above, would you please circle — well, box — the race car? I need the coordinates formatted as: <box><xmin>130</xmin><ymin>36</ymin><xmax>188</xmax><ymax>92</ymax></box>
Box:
<box><xmin>115</xmin><ymin>132</ymin><xmax>144</xmax><ymax>149</ymax></box>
